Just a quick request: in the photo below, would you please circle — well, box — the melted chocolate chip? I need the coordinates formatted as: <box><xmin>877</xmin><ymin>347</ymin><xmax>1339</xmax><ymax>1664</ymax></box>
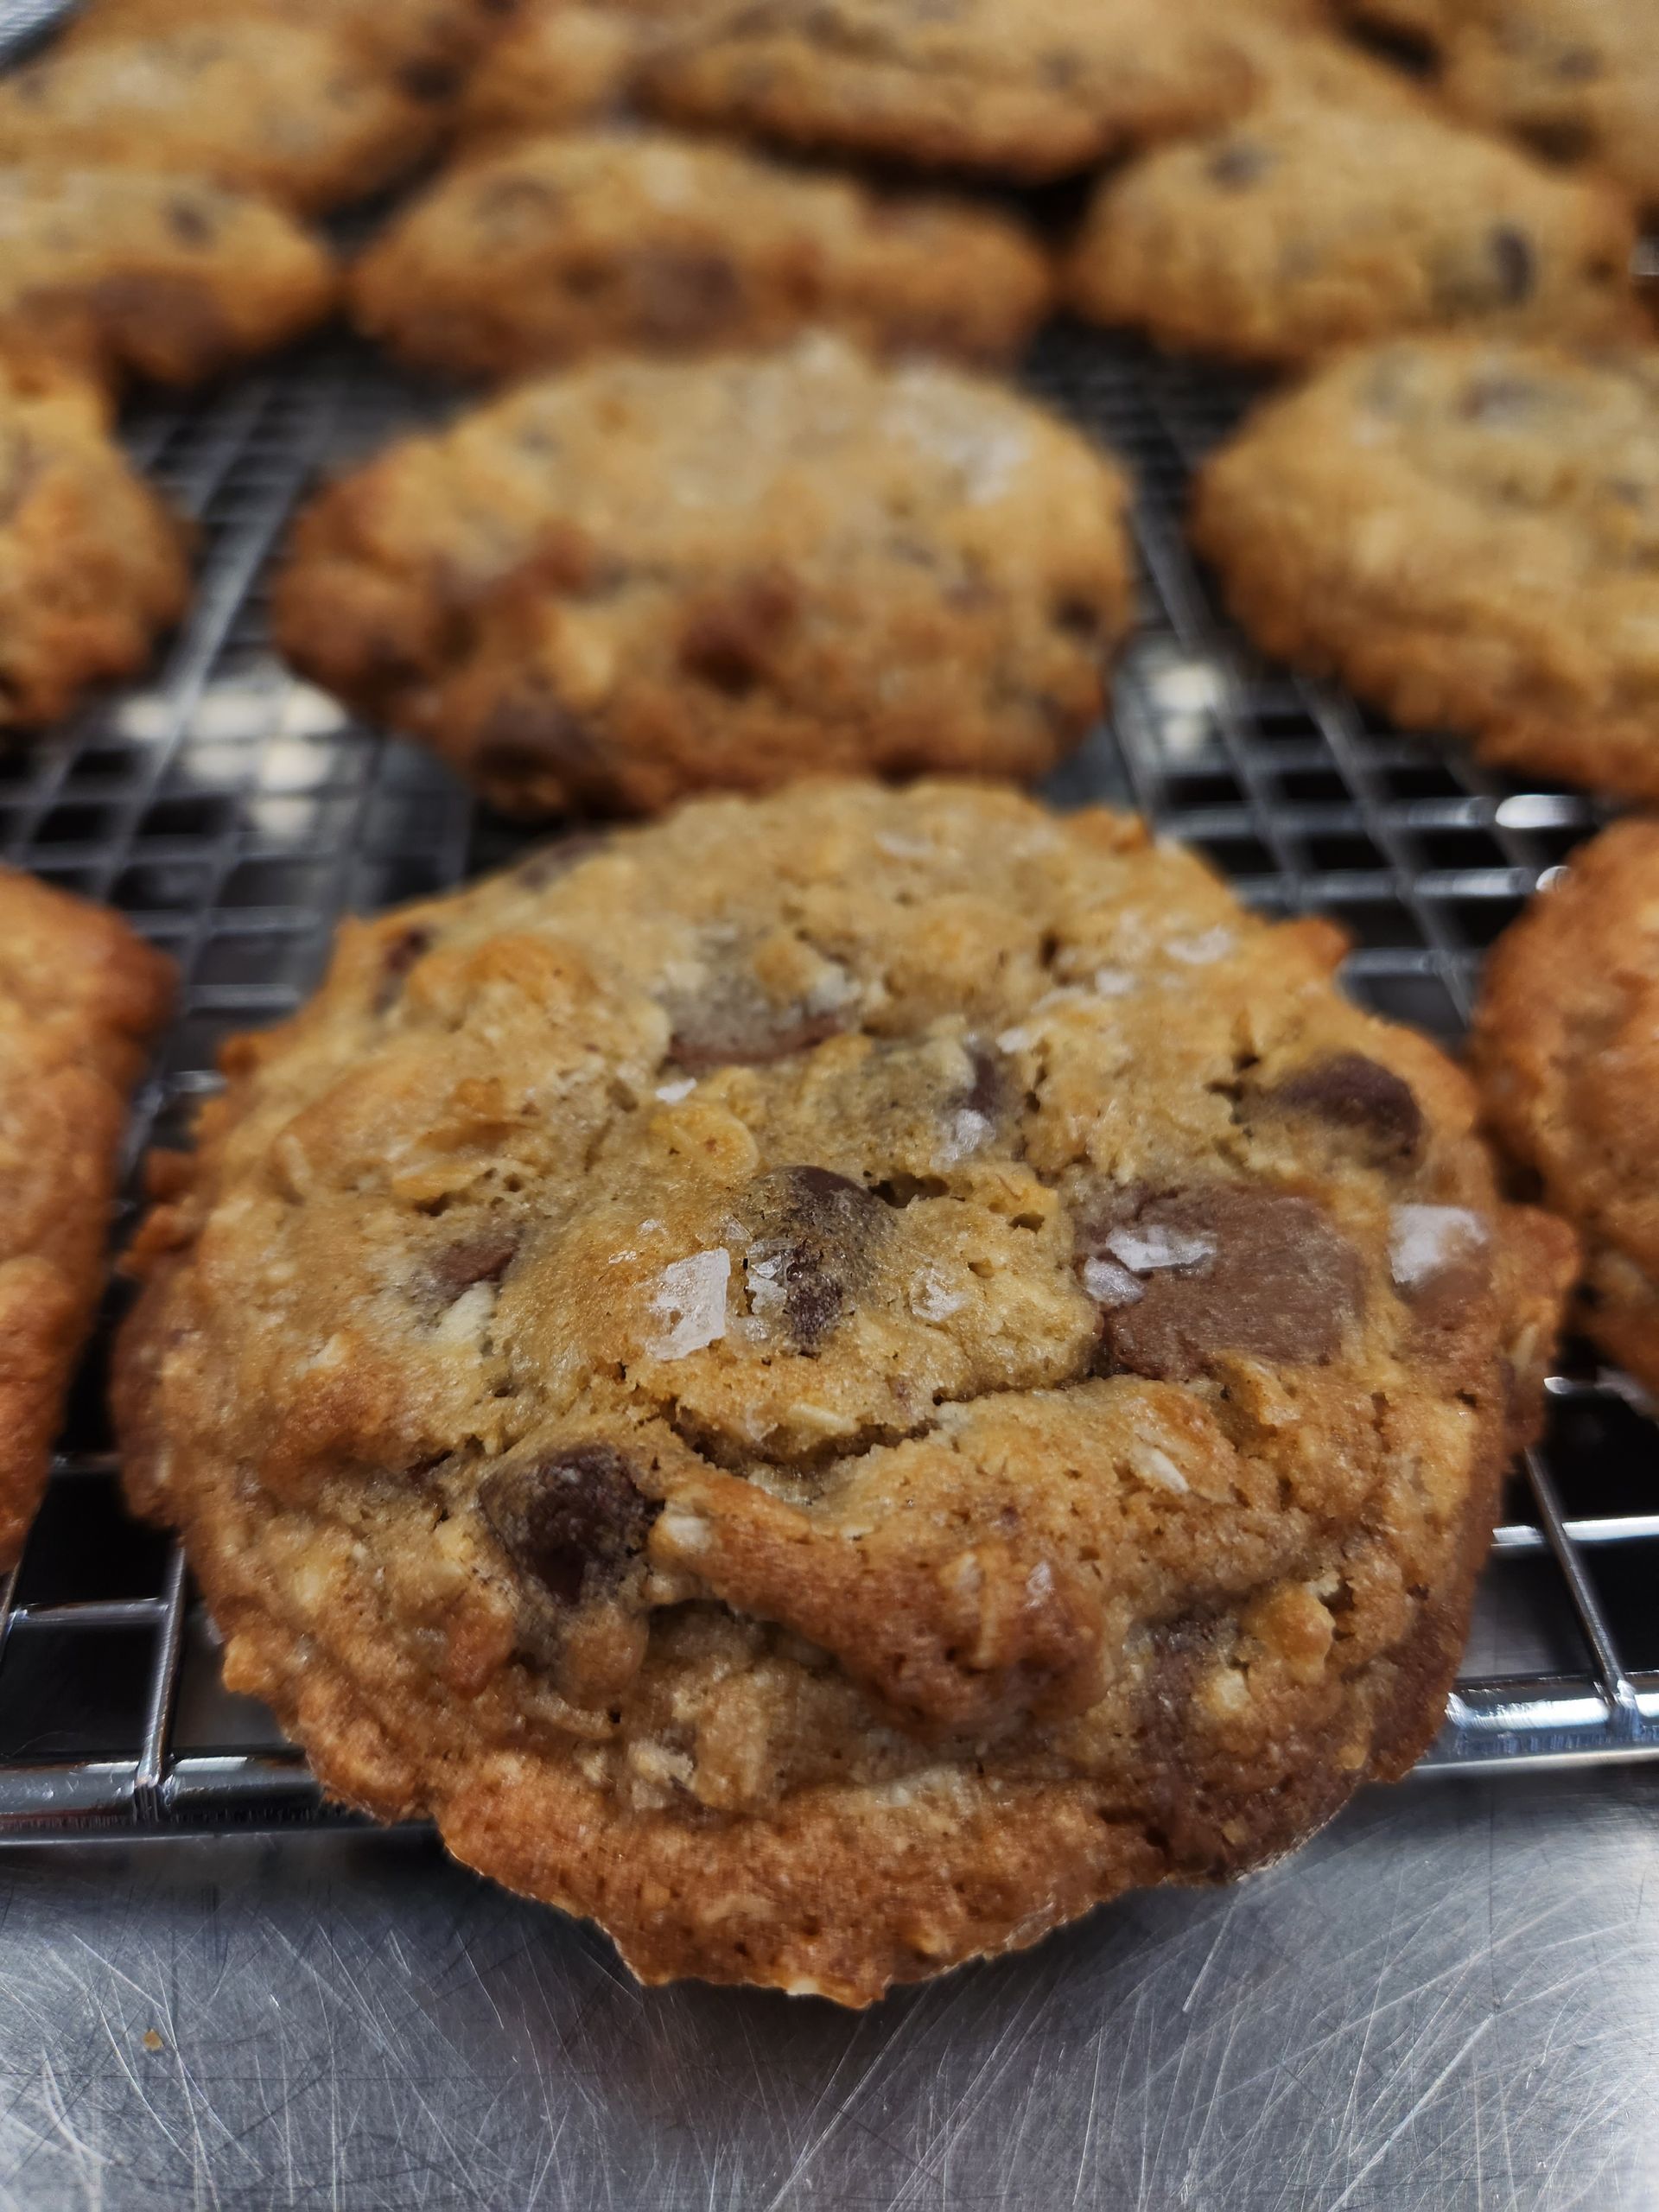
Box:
<box><xmin>1520</xmin><ymin>117</ymin><xmax>1596</xmax><ymax>163</ymax></box>
<box><xmin>1269</xmin><ymin>1053</ymin><xmax>1423</xmax><ymax>1166</ymax></box>
<box><xmin>1207</xmin><ymin>140</ymin><xmax>1271</xmax><ymax>188</ymax></box>
<box><xmin>471</xmin><ymin>694</ymin><xmax>613</xmax><ymax>810</ymax></box>
<box><xmin>426</xmin><ymin>1230</ymin><xmax>518</xmax><ymax>1305</ymax></box>
<box><xmin>374</xmin><ymin>925</ymin><xmax>432</xmax><ymax>1011</ymax></box>
<box><xmin>625</xmin><ymin>248</ymin><xmax>746</xmax><ymax>342</ymax></box>
<box><xmin>479</xmin><ymin>1445</ymin><xmax>658</xmax><ymax>1608</ymax></box>
<box><xmin>678</xmin><ymin>574</ymin><xmax>799</xmax><ymax>694</ymax></box>
<box><xmin>398</xmin><ymin>59</ymin><xmax>460</xmax><ymax>100</ymax></box>
<box><xmin>165</xmin><ymin>197</ymin><xmax>215</xmax><ymax>247</ymax></box>
<box><xmin>667</xmin><ymin>960</ymin><xmax>849</xmax><ymax>1071</ymax></box>
<box><xmin>1490</xmin><ymin>224</ymin><xmax>1536</xmax><ymax>305</ymax></box>
<box><xmin>1554</xmin><ymin>42</ymin><xmax>1602</xmax><ymax>80</ymax></box>
<box><xmin>745</xmin><ymin>1164</ymin><xmax>887</xmax><ymax>1352</ymax></box>
<box><xmin>1081</xmin><ymin>1182</ymin><xmax>1364</xmax><ymax>1381</ymax></box>
<box><xmin>963</xmin><ymin>1042</ymin><xmax>1008</xmax><ymax>1123</ymax></box>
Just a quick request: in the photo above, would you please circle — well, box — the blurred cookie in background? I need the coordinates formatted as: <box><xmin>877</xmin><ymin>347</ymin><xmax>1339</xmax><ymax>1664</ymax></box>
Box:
<box><xmin>274</xmin><ymin>336</ymin><xmax>1134</xmax><ymax>817</ymax></box>
<box><xmin>352</xmin><ymin>129</ymin><xmax>1052</xmax><ymax>380</ymax></box>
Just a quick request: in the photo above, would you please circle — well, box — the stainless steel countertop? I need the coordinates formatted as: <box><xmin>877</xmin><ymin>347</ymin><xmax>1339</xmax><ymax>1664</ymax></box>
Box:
<box><xmin>2</xmin><ymin>1769</ymin><xmax>1654</xmax><ymax>2210</ymax></box>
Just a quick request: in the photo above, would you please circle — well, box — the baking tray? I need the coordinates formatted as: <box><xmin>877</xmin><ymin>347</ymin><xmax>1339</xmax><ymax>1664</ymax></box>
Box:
<box><xmin>0</xmin><ymin>296</ymin><xmax>1655</xmax><ymax>1840</ymax></box>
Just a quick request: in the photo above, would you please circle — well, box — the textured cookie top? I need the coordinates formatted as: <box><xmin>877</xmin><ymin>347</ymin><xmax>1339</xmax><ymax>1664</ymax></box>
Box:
<box><xmin>0</xmin><ymin>363</ymin><xmax>190</xmax><ymax>725</ymax></box>
<box><xmin>1070</xmin><ymin>86</ymin><xmax>1639</xmax><ymax>365</ymax></box>
<box><xmin>1471</xmin><ymin>817</ymin><xmax>1659</xmax><ymax>1390</ymax></box>
<box><xmin>0</xmin><ymin>166</ymin><xmax>337</xmax><ymax>391</ymax></box>
<box><xmin>118</xmin><ymin>781</ymin><xmax>1572</xmax><ymax>1999</ymax></box>
<box><xmin>61</xmin><ymin>0</ymin><xmax>518</xmax><ymax>79</ymax></box>
<box><xmin>1191</xmin><ymin>339</ymin><xmax>1659</xmax><ymax>796</ymax></box>
<box><xmin>350</xmin><ymin>127</ymin><xmax>1052</xmax><ymax>380</ymax></box>
<box><xmin>0</xmin><ymin>25</ymin><xmax>442</xmax><ymax>215</ymax></box>
<box><xmin>641</xmin><ymin>0</ymin><xmax>1260</xmax><ymax>181</ymax></box>
<box><xmin>0</xmin><ymin>867</ymin><xmax>173</xmax><ymax>1566</ymax></box>
<box><xmin>1440</xmin><ymin>0</ymin><xmax>1659</xmax><ymax>210</ymax></box>
<box><xmin>275</xmin><ymin>336</ymin><xmax>1132</xmax><ymax>814</ymax></box>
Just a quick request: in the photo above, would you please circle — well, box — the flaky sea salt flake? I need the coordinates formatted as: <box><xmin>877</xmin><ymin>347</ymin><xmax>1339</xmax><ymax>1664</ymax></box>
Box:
<box><xmin>645</xmin><ymin>1247</ymin><xmax>730</xmax><ymax>1359</ymax></box>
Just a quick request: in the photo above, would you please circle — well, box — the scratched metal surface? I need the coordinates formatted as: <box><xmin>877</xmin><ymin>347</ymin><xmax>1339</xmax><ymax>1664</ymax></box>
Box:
<box><xmin>0</xmin><ymin>1770</ymin><xmax>1655</xmax><ymax>2209</ymax></box>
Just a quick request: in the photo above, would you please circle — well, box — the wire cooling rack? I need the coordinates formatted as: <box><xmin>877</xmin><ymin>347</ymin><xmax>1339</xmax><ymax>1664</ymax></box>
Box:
<box><xmin>0</xmin><ymin>315</ymin><xmax>1655</xmax><ymax>1841</ymax></box>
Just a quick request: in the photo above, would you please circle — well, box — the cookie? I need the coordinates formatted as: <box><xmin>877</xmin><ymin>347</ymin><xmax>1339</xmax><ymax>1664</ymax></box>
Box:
<box><xmin>0</xmin><ymin>364</ymin><xmax>190</xmax><ymax>727</ymax></box>
<box><xmin>1190</xmin><ymin>339</ymin><xmax>1659</xmax><ymax>798</ymax></box>
<box><xmin>1471</xmin><ymin>817</ymin><xmax>1659</xmax><ymax>1395</ymax></box>
<box><xmin>273</xmin><ymin>336</ymin><xmax>1132</xmax><ymax>817</ymax></box>
<box><xmin>113</xmin><ymin>779</ymin><xmax>1573</xmax><ymax>2001</ymax></box>
<box><xmin>462</xmin><ymin>0</ymin><xmax>707</xmax><ymax>142</ymax></box>
<box><xmin>0</xmin><ymin>167</ymin><xmax>337</xmax><ymax>393</ymax></box>
<box><xmin>639</xmin><ymin>0</ymin><xmax>1262</xmax><ymax>183</ymax></box>
<box><xmin>0</xmin><ymin>24</ymin><xmax>443</xmax><ymax>217</ymax></box>
<box><xmin>350</xmin><ymin>129</ymin><xmax>1052</xmax><ymax>381</ymax></box>
<box><xmin>1438</xmin><ymin>0</ymin><xmax>1659</xmax><ymax>215</ymax></box>
<box><xmin>1068</xmin><ymin>81</ymin><xmax>1639</xmax><ymax>366</ymax></box>
<box><xmin>0</xmin><ymin>870</ymin><xmax>173</xmax><ymax>1567</ymax></box>
<box><xmin>60</xmin><ymin>0</ymin><xmax>518</xmax><ymax>84</ymax></box>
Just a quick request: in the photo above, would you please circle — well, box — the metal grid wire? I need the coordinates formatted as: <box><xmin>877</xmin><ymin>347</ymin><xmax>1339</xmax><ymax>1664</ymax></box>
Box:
<box><xmin>0</xmin><ymin>315</ymin><xmax>1654</xmax><ymax>1844</ymax></box>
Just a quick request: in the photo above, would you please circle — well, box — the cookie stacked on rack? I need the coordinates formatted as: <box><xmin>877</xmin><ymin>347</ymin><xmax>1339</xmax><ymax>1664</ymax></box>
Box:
<box><xmin>0</xmin><ymin>0</ymin><xmax>1652</xmax><ymax>2005</ymax></box>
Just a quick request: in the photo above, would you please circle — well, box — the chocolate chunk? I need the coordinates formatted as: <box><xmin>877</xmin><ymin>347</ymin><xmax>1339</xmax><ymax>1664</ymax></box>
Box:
<box><xmin>1053</xmin><ymin>594</ymin><xmax>1103</xmax><ymax>639</ymax></box>
<box><xmin>1081</xmin><ymin>1182</ymin><xmax>1364</xmax><ymax>1380</ymax></box>
<box><xmin>1269</xmin><ymin>1052</ymin><xmax>1423</xmax><ymax>1166</ymax></box>
<box><xmin>479</xmin><ymin>1444</ymin><xmax>658</xmax><ymax>1608</ymax></box>
<box><xmin>374</xmin><ymin>924</ymin><xmax>432</xmax><ymax>1011</ymax></box>
<box><xmin>678</xmin><ymin>574</ymin><xmax>799</xmax><ymax>694</ymax></box>
<box><xmin>624</xmin><ymin>248</ymin><xmax>746</xmax><ymax>342</ymax></box>
<box><xmin>1519</xmin><ymin>117</ymin><xmax>1596</xmax><ymax>163</ymax></box>
<box><xmin>1490</xmin><ymin>225</ymin><xmax>1536</xmax><ymax>305</ymax></box>
<box><xmin>397</xmin><ymin>60</ymin><xmax>460</xmax><ymax>100</ymax></box>
<box><xmin>1207</xmin><ymin>140</ymin><xmax>1271</xmax><ymax>189</ymax></box>
<box><xmin>745</xmin><ymin>1164</ymin><xmax>887</xmax><ymax>1352</ymax></box>
<box><xmin>426</xmin><ymin>1229</ymin><xmax>518</xmax><ymax>1305</ymax></box>
<box><xmin>470</xmin><ymin>692</ymin><xmax>613</xmax><ymax>811</ymax></box>
<box><xmin>667</xmin><ymin>958</ymin><xmax>849</xmax><ymax>1071</ymax></box>
<box><xmin>165</xmin><ymin>197</ymin><xmax>215</xmax><ymax>247</ymax></box>
<box><xmin>962</xmin><ymin>1042</ymin><xmax>1008</xmax><ymax>1123</ymax></box>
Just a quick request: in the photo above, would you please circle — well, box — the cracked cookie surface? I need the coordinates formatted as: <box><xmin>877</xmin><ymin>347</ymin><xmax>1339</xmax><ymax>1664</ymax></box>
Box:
<box><xmin>115</xmin><ymin>779</ymin><xmax>1573</xmax><ymax>2000</ymax></box>
<box><xmin>350</xmin><ymin>128</ymin><xmax>1051</xmax><ymax>379</ymax></box>
<box><xmin>1</xmin><ymin>869</ymin><xmax>172</xmax><ymax>1567</ymax></box>
<box><xmin>1191</xmin><ymin>338</ymin><xmax>1659</xmax><ymax>799</ymax></box>
<box><xmin>0</xmin><ymin>167</ymin><xmax>337</xmax><ymax>392</ymax></box>
<box><xmin>1471</xmin><ymin>817</ymin><xmax>1659</xmax><ymax>1395</ymax></box>
<box><xmin>273</xmin><ymin>336</ymin><xmax>1132</xmax><ymax>816</ymax></box>
<box><xmin>0</xmin><ymin>24</ymin><xmax>443</xmax><ymax>216</ymax></box>
<box><xmin>1069</xmin><ymin>76</ymin><xmax>1638</xmax><ymax>365</ymax></box>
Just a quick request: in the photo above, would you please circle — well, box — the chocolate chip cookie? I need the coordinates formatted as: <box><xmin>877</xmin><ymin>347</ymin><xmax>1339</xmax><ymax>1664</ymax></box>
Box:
<box><xmin>63</xmin><ymin>0</ymin><xmax>519</xmax><ymax>83</ymax></box>
<box><xmin>1191</xmin><ymin>339</ymin><xmax>1659</xmax><ymax>798</ymax></box>
<box><xmin>0</xmin><ymin>364</ymin><xmax>190</xmax><ymax>727</ymax></box>
<box><xmin>114</xmin><ymin>779</ymin><xmax>1573</xmax><ymax>2000</ymax></box>
<box><xmin>1069</xmin><ymin>79</ymin><xmax>1638</xmax><ymax>365</ymax></box>
<box><xmin>273</xmin><ymin>336</ymin><xmax>1133</xmax><ymax>816</ymax></box>
<box><xmin>1</xmin><ymin>870</ymin><xmax>173</xmax><ymax>1567</ymax></box>
<box><xmin>639</xmin><ymin>0</ymin><xmax>1261</xmax><ymax>182</ymax></box>
<box><xmin>462</xmin><ymin>0</ymin><xmax>709</xmax><ymax>141</ymax></box>
<box><xmin>0</xmin><ymin>24</ymin><xmax>442</xmax><ymax>217</ymax></box>
<box><xmin>350</xmin><ymin>129</ymin><xmax>1052</xmax><ymax>380</ymax></box>
<box><xmin>0</xmin><ymin>168</ymin><xmax>337</xmax><ymax>392</ymax></box>
<box><xmin>61</xmin><ymin>0</ymin><xmax>518</xmax><ymax>82</ymax></box>
<box><xmin>1472</xmin><ymin>817</ymin><xmax>1659</xmax><ymax>1395</ymax></box>
<box><xmin>1439</xmin><ymin>0</ymin><xmax>1659</xmax><ymax>214</ymax></box>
